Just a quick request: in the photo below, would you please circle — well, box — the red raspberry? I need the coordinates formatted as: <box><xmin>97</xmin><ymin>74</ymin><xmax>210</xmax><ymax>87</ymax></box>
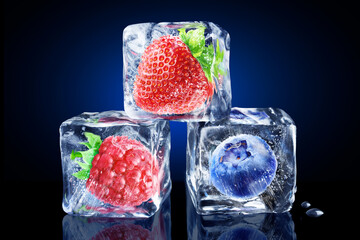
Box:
<box><xmin>86</xmin><ymin>136</ymin><xmax>159</xmax><ymax>207</ymax></box>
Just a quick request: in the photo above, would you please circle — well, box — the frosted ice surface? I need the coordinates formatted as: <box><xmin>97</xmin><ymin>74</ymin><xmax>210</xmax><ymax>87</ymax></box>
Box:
<box><xmin>186</xmin><ymin>107</ymin><xmax>296</xmax><ymax>214</ymax></box>
<box><xmin>123</xmin><ymin>21</ymin><xmax>231</xmax><ymax>121</ymax></box>
<box><xmin>60</xmin><ymin>111</ymin><xmax>171</xmax><ymax>218</ymax></box>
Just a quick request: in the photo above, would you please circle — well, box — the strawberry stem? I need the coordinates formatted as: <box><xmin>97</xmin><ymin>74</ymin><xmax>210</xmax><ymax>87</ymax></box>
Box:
<box><xmin>178</xmin><ymin>26</ymin><xmax>225</xmax><ymax>91</ymax></box>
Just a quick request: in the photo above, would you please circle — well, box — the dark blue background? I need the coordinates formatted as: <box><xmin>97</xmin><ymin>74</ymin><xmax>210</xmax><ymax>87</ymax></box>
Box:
<box><xmin>4</xmin><ymin>1</ymin><xmax>359</xmax><ymax>183</ymax></box>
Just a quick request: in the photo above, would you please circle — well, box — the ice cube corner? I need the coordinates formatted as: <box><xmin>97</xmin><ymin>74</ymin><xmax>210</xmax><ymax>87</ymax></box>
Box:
<box><xmin>60</xmin><ymin>111</ymin><xmax>171</xmax><ymax>218</ymax></box>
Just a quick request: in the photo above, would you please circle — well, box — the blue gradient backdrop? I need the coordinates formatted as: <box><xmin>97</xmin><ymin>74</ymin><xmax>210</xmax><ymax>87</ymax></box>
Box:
<box><xmin>4</xmin><ymin>1</ymin><xmax>359</xmax><ymax>183</ymax></box>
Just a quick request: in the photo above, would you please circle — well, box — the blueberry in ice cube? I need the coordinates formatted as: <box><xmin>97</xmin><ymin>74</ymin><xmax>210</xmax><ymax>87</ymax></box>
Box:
<box><xmin>210</xmin><ymin>134</ymin><xmax>277</xmax><ymax>199</ymax></box>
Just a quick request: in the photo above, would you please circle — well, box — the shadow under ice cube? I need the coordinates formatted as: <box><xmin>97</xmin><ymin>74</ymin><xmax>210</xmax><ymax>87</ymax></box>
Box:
<box><xmin>60</xmin><ymin>111</ymin><xmax>171</xmax><ymax>218</ymax></box>
<box><xmin>186</xmin><ymin>108</ymin><xmax>296</xmax><ymax>214</ymax></box>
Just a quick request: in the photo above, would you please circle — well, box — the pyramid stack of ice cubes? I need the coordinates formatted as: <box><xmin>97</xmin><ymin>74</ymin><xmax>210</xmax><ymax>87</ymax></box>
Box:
<box><xmin>60</xmin><ymin>21</ymin><xmax>296</xmax><ymax>218</ymax></box>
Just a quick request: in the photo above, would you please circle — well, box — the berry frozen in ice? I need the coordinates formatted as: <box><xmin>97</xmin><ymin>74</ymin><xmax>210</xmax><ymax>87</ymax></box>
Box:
<box><xmin>71</xmin><ymin>132</ymin><xmax>159</xmax><ymax>207</ymax></box>
<box><xmin>210</xmin><ymin>134</ymin><xmax>277</xmax><ymax>199</ymax></box>
<box><xmin>87</xmin><ymin>136</ymin><xmax>159</xmax><ymax>207</ymax></box>
<box><xmin>133</xmin><ymin>26</ymin><xmax>225</xmax><ymax>115</ymax></box>
<box><xmin>186</xmin><ymin>108</ymin><xmax>296</xmax><ymax>214</ymax></box>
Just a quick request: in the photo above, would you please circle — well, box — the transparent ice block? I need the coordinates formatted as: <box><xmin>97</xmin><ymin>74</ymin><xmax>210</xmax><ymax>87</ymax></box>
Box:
<box><xmin>60</xmin><ymin>111</ymin><xmax>171</xmax><ymax>217</ymax></box>
<box><xmin>123</xmin><ymin>21</ymin><xmax>231</xmax><ymax>121</ymax></box>
<box><xmin>186</xmin><ymin>108</ymin><xmax>296</xmax><ymax>214</ymax></box>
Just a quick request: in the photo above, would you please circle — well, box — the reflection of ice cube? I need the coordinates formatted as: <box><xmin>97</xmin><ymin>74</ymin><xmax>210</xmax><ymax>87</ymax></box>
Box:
<box><xmin>60</xmin><ymin>111</ymin><xmax>171</xmax><ymax>218</ymax></box>
<box><xmin>186</xmin><ymin>188</ymin><xmax>296</xmax><ymax>239</ymax></box>
<box><xmin>186</xmin><ymin>107</ymin><xmax>296</xmax><ymax>214</ymax></box>
<box><xmin>63</xmin><ymin>194</ymin><xmax>171</xmax><ymax>239</ymax></box>
<box><xmin>123</xmin><ymin>21</ymin><xmax>231</xmax><ymax>121</ymax></box>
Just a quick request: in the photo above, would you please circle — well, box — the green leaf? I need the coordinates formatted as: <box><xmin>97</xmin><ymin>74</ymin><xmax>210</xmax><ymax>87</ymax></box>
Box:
<box><xmin>179</xmin><ymin>27</ymin><xmax>206</xmax><ymax>59</ymax></box>
<box><xmin>78</xmin><ymin>205</ymin><xmax>91</xmax><ymax>212</ymax></box>
<box><xmin>79</xmin><ymin>142</ymin><xmax>92</xmax><ymax>149</ymax></box>
<box><xmin>79</xmin><ymin>149</ymin><xmax>98</xmax><ymax>165</ymax></box>
<box><xmin>69</xmin><ymin>132</ymin><xmax>102</xmax><ymax>178</ymax></box>
<box><xmin>177</xmin><ymin>26</ymin><xmax>225</xmax><ymax>88</ymax></box>
<box><xmin>72</xmin><ymin>169</ymin><xmax>90</xmax><ymax>180</ymax></box>
<box><xmin>84</xmin><ymin>132</ymin><xmax>102</xmax><ymax>149</ymax></box>
<box><xmin>178</xmin><ymin>28</ymin><xmax>188</xmax><ymax>44</ymax></box>
<box><xmin>70</xmin><ymin>150</ymin><xmax>82</xmax><ymax>160</ymax></box>
<box><xmin>85</xmin><ymin>118</ymin><xmax>99</xmax><ymax>123</ymax></box>
<box><xmin>197</xmin><ymin>43</ymin><xmax>214</xmax><ymax>83</ymax></box>
<box><xmin>75</xmin><ymin>160</ymin><xmax>91</xmax><ymax>170</ymax></box>
<box><xmin>187</xmin><ymin>28</ymin><xmax>205</xmax><ymax>57</ymax></box>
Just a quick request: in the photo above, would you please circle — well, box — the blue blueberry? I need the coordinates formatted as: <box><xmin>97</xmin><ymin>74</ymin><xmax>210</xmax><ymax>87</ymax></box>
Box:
<box><xmin>210</xmin><ymin>134</ymin><xmax>277</xmax><ymax>199</ymax></box>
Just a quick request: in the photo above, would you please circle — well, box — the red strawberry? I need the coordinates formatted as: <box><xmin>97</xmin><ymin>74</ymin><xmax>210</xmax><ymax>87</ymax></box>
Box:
<box><xmin>71</xmin><ymin>132</ymin><xmax>159</xmax><ymax>208</ymax></box>
<box><xmin>133</xmin><ymin>26</ymin><xmax>225</xmax><ymax>115</ymax></box>
<box><xmin>134</xmin><ymin>35</ymin><xmax>211</xmax><ymax>114</ymax></box>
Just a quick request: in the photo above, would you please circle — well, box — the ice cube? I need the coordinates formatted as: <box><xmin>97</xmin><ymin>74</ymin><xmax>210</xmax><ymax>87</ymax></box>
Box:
<box><xmin>186</xmin><ymin>107</ymin><xmax>296</xmax><ymax>214</ymax></box>
<box><xmin>123</xmin><ymin>21</ymin><xmax>231</xmax><ymax>121</ymax></box>
<box><xmin>60</xmin><ymin>111</ymin><xmax>171</xmax><ymax>218</ymax></box>
<box><xmin>63</xmin><ymin>194</ymin><xmax>171</xmax><ymax>239</ymax></box>
<box><xmin>186</xmin><ymin>188</ymin><xmax>296</xmax><ymax>239</ymax></box>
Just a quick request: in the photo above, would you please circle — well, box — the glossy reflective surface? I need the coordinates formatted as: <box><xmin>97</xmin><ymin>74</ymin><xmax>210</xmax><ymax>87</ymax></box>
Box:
<box><xmin>186</xmin><ymin>189</ymin><xmax>296</xmax><ymax>239</ymax></box>
<box><xmin>63</xmin><ymin>195</ymin><xmax>171</xmax><ymax>239</ymax></box>
<box><xmin>4</xmin><ymin>181</ymin><xmax>355</xmax><ymax>239</ymax></box>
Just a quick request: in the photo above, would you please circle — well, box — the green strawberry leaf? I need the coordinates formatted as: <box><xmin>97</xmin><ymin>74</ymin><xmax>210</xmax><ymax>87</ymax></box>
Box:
<box><xmin>178</xmin><ymin>26</ymin><xmax>225</xmax><ymax>86</ymax></box>
<box><xmin>79</xmin><ymin>142</ymin><xmax>92</xmax><ymax>149</ymax></box>
<box><xmin>178</xmin><ymin>28</ymin><xmax>188</xmax><ymax>45</ymax></box>
<box><xmin>85</xmin><ymin>118</ymin><xmax>99</xmax><ymax>123</ymax></box>
<box><xmin>79</xmin><ymin>149</ymin><xmax>98</xmax><ymax>165</ymax></box>
<box><xmin>188</xmin><ymin>27</ymin><xmax>206</xmax><ymax>57</ymax></box>
<box><xmin>70</xmin><ymin>132</ymin><xmax>102</xmax><ymax>180</ymax></box>
<box><xmin>72</xmin><ymin>169</ymin><xmax>90</xmax><ymax>180</ymax></box>
<box><xmin>75</xmin><ymin>160</ymin><xmax>91</xmax><ymax>170</ymax></box>
<box><xmin>78</xmin><ymin>205</ymin><xmax>91</xmax><ymax>213</ymax></box>
<box><xmin>70</xmin><ymin>150</ymin><xmax>82</xmax><ymax>160</ymax></box>
<box><xmin>196</xmin><ymin>43</ymin><xmax>214</xmax><ymax>84</ymax></box>
<box><xmin>84</xmin><ymin>132</ymin><xmax>102</xmax><ymax>149</ymax></box>
<box><xmin>179</xmin><ymin>27</ymin><xmax>206</xmax><ymax>61</ymax></box>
